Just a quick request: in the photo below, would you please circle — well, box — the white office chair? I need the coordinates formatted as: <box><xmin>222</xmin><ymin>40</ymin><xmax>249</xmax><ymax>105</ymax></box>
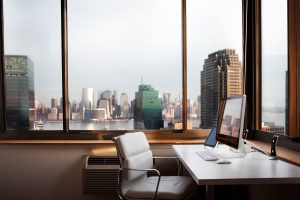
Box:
<box><xmin>113</xmin><ymin>132</ymin><xmax>197</xmax><ymax>200</ymax></box>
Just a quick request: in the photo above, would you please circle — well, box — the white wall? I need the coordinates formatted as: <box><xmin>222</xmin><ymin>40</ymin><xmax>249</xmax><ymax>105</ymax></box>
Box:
<box><xmin>0</xmin><ymin>143</ymin><xmax>118</xmax><ymax>200</ymax></box>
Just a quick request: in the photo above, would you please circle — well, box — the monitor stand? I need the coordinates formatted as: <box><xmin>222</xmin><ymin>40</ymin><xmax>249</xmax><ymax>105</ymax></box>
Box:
<box><xmin>228</xmin><ymin>139</ymin><xmax>251</xmax><ymax>156</ymax></box>
<box><xmin>215</xmin><ymin>139</ymin><xmax>251</xmax><ymax>159</ymax></box>
<box><xmin>210</xmin><ymin>139</ymin><xmax>252</xmax><ymax>159</ymax></box>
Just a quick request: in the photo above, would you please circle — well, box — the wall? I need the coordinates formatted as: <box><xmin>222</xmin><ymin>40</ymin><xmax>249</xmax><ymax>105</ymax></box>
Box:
<box><xmin>0</xmin><ymin>143</ymin><xmax>299</xmax><ymax>200</ymax></box>
<box><xmin>0</xmin><ymin>143</ymin><xmax>176</xmax><ymax>200</ymax></box>
<box><xmin>0</xmin><ymin>143</ymin><xmax>119</xmax><ymax>200</ymax></box>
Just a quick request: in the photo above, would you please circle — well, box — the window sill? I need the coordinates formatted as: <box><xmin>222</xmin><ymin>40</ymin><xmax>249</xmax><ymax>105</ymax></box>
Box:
<box><xmin>248</xmin><ymin>139</ymin><xmax>300</xmax><ymax>166</ymax></box>
<box><xmin>0</xmin><ymin>129</ymin><xmax>209</xmax><ymax>144</ymax></box>
<box><xmin>0</xmin><ymin>139</ymin><xmax>205</xmax><ymax>144</ymax></box>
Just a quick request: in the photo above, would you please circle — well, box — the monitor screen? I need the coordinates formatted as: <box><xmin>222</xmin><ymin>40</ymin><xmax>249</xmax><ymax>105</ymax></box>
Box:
<box><xmin>216</xmin><ymin>95</ymin><xmax>246</xmax><ymax>149</ymax></box>
<box><xmin>204</xmin><ymin>126</ymin><xmax>217</xmax><ymax>147</ymax></box>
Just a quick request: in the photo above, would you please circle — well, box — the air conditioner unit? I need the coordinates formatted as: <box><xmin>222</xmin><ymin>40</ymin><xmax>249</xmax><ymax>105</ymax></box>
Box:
<box><xmin>83</xmin><ymin>155</ymin><xmax>120</xmax><ymax>194</ymax></box>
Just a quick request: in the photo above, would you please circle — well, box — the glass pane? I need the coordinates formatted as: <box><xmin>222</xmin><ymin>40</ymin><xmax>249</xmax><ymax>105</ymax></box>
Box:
<box><xmin>3</xmin><ymin>0</ymin><xmax>62</xmax><ymax>130</ymax></box>
<box><xmin>68</xmin><ymin>0</ymin><xmax>182</xmax><ymax>130</ymax></box>
<box><xmin>187</xmin><ymin>0</ymin><xmax>243</xmax><ymax>129</ymax></box>
<box><xmin>261</xmin><ymin>0</ymin><xmax>287</xmax><ymax>135</ymax></box>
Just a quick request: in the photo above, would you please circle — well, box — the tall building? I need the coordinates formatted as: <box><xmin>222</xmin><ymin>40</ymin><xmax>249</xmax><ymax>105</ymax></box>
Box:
<box><xmin>37</xmin><ymin>103</ymin><xmax>47</xmax><ymax>122</ymax></box>
<box><xmin>197</xmin><ymin>95</ymin><xmax>201</xmax><ymax>120</ymax></box>
<box><xmin>201</xmin><ymin>49</ymin><xmax>243</xmax><ymax>128</ymax></box>
<box><xmin>98</xmin><ymin>89</ymin><xmax>113</xmax><ymax>117</ymax></box>
<box><xmin>187</xmin><ymin>99</ymin><xmax>198</xmax><ymax>119</ymax></box>
<box><xmin>98</xmin><ymin>99</ymin><xmax>110</xmax><ymax>118</ymax></box>
<box><xmin>120</xmin><ymin>93</ymin><xmax>130</xmax><ymax>118</ymax></box>
<box><xmin>174</xmin><ymin>100</ymin><xmax>182</xmax><ymax>120</ymax></box>
<box><xmin>4</xmin><ymin>55</ymin><xmax>35</xmax><ymax>130</ymax></box>
<box><xmin>163</xmin><ymin>92</ymin><xmax>171</xmax><ymax>109</ymax></box>
<box><xmin>112</xmin><ymin>90</ymin><xmax>118</xmax><ymax>106</ymax></box>
<box><xmin>48</xmin><ymin>107</ymin><xmax>58</xmax><ymax>121</ymax></box>
<box><xmin>60</xmin><ymin>97</ymin><xmax>63</xmax><ymax>108</ymax></box>
<box><xmin>51</xmin><ymin>98</ymin><xmax>58</xmax><ymax>108</ymax></box>
<box><xmin>71</xmin><ymin>100</ymin><xmax>78</xmax><ymax>113</ymax></box>
<box><xmin>82</xmin><ymin>88</ymin><xmax>94</xmax><ymax>110</ymax></box>
<box><xmin>134</xmin><ymin>84</ymin><xmax>163</xmax><ymax>129</ymax></box>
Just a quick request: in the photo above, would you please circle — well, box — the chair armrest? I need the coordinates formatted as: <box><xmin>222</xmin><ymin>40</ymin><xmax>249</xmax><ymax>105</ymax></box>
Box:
<box><xmin>118</xmin><ymin>168</ymin><xmax>161</xmax><ymax>200</ymax></box>
<box><xmin>123</xmin><ymin>168</ymin><xmax>161</xmax><ymax>176</ymax></box>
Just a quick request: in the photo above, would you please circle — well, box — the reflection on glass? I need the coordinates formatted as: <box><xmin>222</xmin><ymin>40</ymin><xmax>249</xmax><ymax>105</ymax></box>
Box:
<box><xmin>261</xmin><ymin>0</ymin><xmax>287</xmax><ymax>135</ymax></box>
<box><xmin>68</xmin><ymin>0</ymin><xmax>182</xmax><ymax>130</ymax></box>
<box><xmin>187</xmin><ymin>0</ymin><xmax>243</xmax><ymax>129</ymax></box>
<box><xmin>3</xmin><ymin>0</ymin><xmax>62</xmax><ymax>130</ymax></box>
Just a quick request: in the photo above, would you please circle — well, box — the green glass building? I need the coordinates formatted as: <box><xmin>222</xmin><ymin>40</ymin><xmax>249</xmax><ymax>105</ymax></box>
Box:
<box><xmin>134</xmin><ymin>84</ymin><xmax>163</xmax><ymax>129</ymax></box>
<box><xmin>4</xmin><ymin>55</ymin><xmax>35</xmax><ymax>130</ymax></box>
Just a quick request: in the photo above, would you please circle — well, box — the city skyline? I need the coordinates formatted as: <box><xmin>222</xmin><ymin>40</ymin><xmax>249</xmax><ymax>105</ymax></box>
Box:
<box><xmin>4</xmin><ymin>51</ymin><xmax>285</xmax><ymax>132</ymax></box>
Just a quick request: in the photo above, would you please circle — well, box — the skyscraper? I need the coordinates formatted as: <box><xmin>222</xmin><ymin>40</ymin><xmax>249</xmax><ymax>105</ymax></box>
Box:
<box><xmin>98</xmin><ymin>89</ymin><xmax>113</xmax><ymax>117</ymax></box>
<box><xmin>163</xmin><ymin>92</ymin><xmax>171</xmax><ymax>109</ymax></box>
<box><xmin>51</xmin><ymin>98</ymin><xmax>58</xmax><ymax>108</ymax></box>
<box><xmin>112</xmin><ymin>90</ymin><xmax>118</xmax><ymax>106</ymax></box>
<box><xmin>201</xmin><ymin>49</ymin><xmax>243</xmax><ymax>128</ymax></box>
<box><xmin>98</xmin><ymin>99</ymin><xmax>110</xmax><ymax>119</ymax></box>
<box><xmin>72</xmin><ymin>100</ymin><xmax>78</xmax><ymax>113</ymax></box>
<box><xmin>82</xmin><ymin>88</ymin><xmax>94</xmax><ymax>110</ymax></box>
<box><xmin>120</xmin><ymin>93</ymin><xmax>130</xmax><ymax>118</ymax></box>
<box><xmin>4</xmin><ymin>55</ymin><xmax>35</xmax><ymax>130</ymax></box>
<box><xmin>134</xmin><ymin>84</ymin><xmax>163</xmax><ymax>129</ymax></box>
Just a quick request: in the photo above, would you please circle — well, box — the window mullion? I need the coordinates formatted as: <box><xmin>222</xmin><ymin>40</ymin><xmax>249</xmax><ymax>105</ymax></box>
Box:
<box><xmin>0</xmin><ymin>0</ymin><xmax>5</xmax><ymax>132</ymax></box>
<box><xmin>288</xmin><ymin>0</ymin><xmax>298</xmax><ymax>137</ymax></box>
<box><xmin>61</xmin><ymin>0</ymin><xmax>69</xmax><ymax>132</ymax></box>
<box><xmin>182</xmin><ymin>0</ymin><xmax>187</xmax><ymax>132</ymax></box>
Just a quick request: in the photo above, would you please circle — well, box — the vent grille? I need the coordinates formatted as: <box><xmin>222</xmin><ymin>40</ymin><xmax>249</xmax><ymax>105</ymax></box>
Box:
<box><xmin>87</xmin><ymin>156</ymin><xmax>120</xmax><ymax>165</ymax></box>
<box><xmin>83</xmin><ymin>156</ymin><xmax>120</xmax><ymax>194</ymax></box>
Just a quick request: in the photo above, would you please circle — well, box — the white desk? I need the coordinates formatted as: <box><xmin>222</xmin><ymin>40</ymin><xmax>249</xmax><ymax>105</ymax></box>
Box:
<box><xmin>173</xmin><ymin>144</ymin><xmax>300</xmax><ymax>186</ymax></box>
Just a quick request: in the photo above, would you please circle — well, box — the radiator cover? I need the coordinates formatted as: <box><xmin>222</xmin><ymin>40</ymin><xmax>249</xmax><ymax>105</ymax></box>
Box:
<box><xmin>83</xmin><ymin>156</ymin><xmax>120</xmax><ymax>194</ymax></box>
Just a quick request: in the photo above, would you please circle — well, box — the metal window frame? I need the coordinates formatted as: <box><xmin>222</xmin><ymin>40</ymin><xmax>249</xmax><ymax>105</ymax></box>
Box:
<box><xmin>0</xmin><ymin>0</ymin><xmax>5</xmax><ymax>133</ymax></box>
<box><xmin>0</xmin><ymin>0</ymin><xmax>249</xmax><ymax>140</ymax></box>
<box><xmin>288</xmin><ymin>0</ymin><xmax>299</xmax><ymax>138</ymax></box>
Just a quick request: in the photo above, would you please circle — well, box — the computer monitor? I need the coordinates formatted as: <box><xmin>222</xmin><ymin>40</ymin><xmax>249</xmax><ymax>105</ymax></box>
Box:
<box><xmin>204</xmin><ymin>126</ymin><xmax>217</xmax><ymax>147</ymax></box>
<box><xmin>216</xmin><ymin>95</ymin><xmax>246</xmax><ymax>154</ymax></box>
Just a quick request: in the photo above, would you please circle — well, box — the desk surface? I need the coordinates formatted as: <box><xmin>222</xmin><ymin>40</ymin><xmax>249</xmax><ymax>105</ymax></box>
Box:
<box><xmin>173</xmin><ymin>145</ymin><xmax>300</xmax><ymax>185</ymax></box>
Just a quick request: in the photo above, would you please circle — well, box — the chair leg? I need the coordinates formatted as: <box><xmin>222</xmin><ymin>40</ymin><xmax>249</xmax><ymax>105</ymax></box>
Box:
<box><xmin>178</xmin><ymin>161</ymin><xmax>183</xmax><ymax>176</ymax></box>
<box><xmin>116</xmin><ymin>169</ymin><xmax>127</xmax><ymax>200</ymax></box>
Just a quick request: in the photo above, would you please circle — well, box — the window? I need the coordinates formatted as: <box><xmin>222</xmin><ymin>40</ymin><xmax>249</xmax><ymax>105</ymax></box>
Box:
<box><xmin>261</xmin><ymin>0</ymin><xmax>287</xmax><ymax>135</ymax></box>
<box><xmin>0</xmin><ymin>0</ymin><xmax>246</xmax><ymax>137</ymax></box>
<box><xmin>187</xmin><ymin>0</ymin><xmax>243</xmax><ymax>130</ymax></box>
<box><xmin>68</xmin><ymin>0</ymin><xmax>182</xmax><ymax>130</ymax></box>
<box><xmin>3</xmin><ymin>0</ymin><xmax>63</xmax><ymax>131</ymax></box>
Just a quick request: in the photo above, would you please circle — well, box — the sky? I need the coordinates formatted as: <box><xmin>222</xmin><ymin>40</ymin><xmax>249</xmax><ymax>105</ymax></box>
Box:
<box><xmin>261</xmin><ymin>0</ymin><xmax>288</xmax><ymax>109</ymax></box>
<box><xmin>3</xmin><ymin>0</ymin><xmax>286</xmax><ymax>109</ymax></box>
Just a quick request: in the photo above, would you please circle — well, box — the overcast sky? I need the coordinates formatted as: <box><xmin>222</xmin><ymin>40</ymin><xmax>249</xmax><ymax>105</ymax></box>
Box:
<box><xmin>261</xmin><ymin>0</ymin><xmax>287</xmax><ymax>109</ymax></box>
<box><xmin>3</xmin><ymin>0</ymin><xmax>286</xmax><ymax>109</ymax></box>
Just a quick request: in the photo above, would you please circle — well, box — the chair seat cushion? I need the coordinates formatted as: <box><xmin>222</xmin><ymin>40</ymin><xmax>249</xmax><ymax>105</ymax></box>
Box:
<box><xmin>125</xmin><ymin>176</ymin><xmax>196</xmax><ymax>200</ymax></box>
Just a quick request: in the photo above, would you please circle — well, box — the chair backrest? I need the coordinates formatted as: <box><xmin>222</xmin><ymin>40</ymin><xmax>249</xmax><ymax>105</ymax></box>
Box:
<box><xmin>113</xmin><ymin>132</ymin><xmax>153</xmax><ymax>181</ymax></box>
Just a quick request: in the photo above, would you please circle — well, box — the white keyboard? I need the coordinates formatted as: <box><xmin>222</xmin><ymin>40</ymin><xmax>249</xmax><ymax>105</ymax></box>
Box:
<box><xmin>196</xmin><ymin>150</ymin><xmax>219</xmax><ymax>161</ymax></box>
<box><xmin>218</xmin><ymin>152</ymin><xmax>243</xmax><ymax>159</ymax></box>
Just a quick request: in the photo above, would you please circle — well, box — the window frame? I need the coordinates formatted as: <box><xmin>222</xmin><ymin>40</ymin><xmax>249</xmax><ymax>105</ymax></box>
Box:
<box><xmin>0</xmin><ymin>0</ymin><xmax>195</xmax><ymax>139</ymax></box>
<box><xmin>4</xmin><ymin>0</ymin><xmax>300</xmax><ymax>142</ymax></box>
<box><xmin>247</xmin><ymin>0</ymin><xmax>300</xmax><ymax>140</ymax></box>
<box><xmin>0</xmin><ymin>0</ymin><xmax>5</xmax><ymax>133</ymax></box>
<box><xmin>287</xmin><ymin>0</ymin><xmax>299</xmax><ymax>138</ymax></box>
